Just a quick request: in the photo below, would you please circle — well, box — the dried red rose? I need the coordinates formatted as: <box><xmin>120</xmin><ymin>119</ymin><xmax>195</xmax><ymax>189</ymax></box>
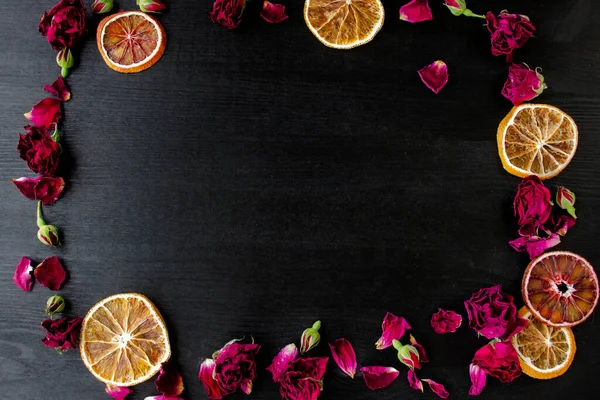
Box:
<box><xmin>485</xmin><ymin>11</ymin><xmax>535</xmax><ymax>62</ymax></box>
<box><xmin>41</xmin><ymin>315</ymin><xmax>82</xmax><ymax>351</ymax></box>
<box><xmin>360</xmin><ymin>366</ymin><xmax>400</xmax><ymax>390</ymax></box>
<box><xmin>105</xmin><ymin>385</ymin><xmax>133</xmax><ymax>400</ymax></box>
<box><xmin>268</xmin><ymin>343</ymin><xmax>299</xmax><ymax>382</ymax></box>
<box><xmin>514</xmin><ymin>176</ymin><xmax>552</xmax><ymax>237</ymax></box>
<box><xmin>34</xmin><ymin>256</ymin><xmax>67</xmax><ymax>291</ymax></box>
<box><xmin>24</xmin><ymin>98</ymin><xmax>62</xmax><ymax>128</ymax></box>
<box><xmin>199</xmin><ymin>359</ymin><xmax>223</xmax><ymax>400</ymax></box>
<box><xmin>375</xmin><ymin>312</ymin><xmax>411</xmax><ymax>350</ymax></box>
<box><xmin>418</xmin><ymin>61</ymin><xmax>449</xmax><ymax>94</ymax></box>
<box><xmin>13</xmin><ymin>257</ymin><xmax>34</xmax><ymax>292</ymax></box>
<box><xmin>17</xmin><ymin>125</ymin><xmax>61</xmax><ymax>175</ymax></box>
<box><xmin>155</xmin><ymin>361</ymin><xmax>184</xmax><ymax>398</ymax></box>
<box><xmin>502</xmin><ymin>64</ymin><xmax>546</xmax><ymax>105</ymax></box>
<box><xmin>422</xmin><ymin>379</ymin><xmax>449</xmax><ymax>399</ymax></box>
<box><xmin>12</xmin><ymin>176</ymin><xmax>65</xmax><ymax>205</ymax></box>
<box><xmin>430</xmin><ymin>309</ymin><xmax>462</xmax><ymax>334</ymax></box>
<box><xmin>39</xmin><ymin>0</ymin><xmax>87</xmax><ymax>51</ymax></box>
<box><xmin>329</xmin><ymin>338</ymin><xmax>357</xmax><ymax>378</ymax></box>
<box><xmin>279</xmin><ymin>357</ymin><xmax>328</xmax><ymax>400</ymax></box>
<box><xmin>210</xmin><ymin>0</ymin><xmax>246</xmax><ymax>30</ymax></box>
<box><xmin>214</xmin><ymin>341</ymin><xmax>260</xmax><ymax>395</ymax></box>
<box><xmin>44</xmin><ymin>76</ymin><xmax>71</xmax><ymax>101</ymax></box>
<box><xmin>399</xmin><ymin>0</ymin><xmax>433</xmax><ymax>23</ymax></box>
<box><xmin>472</xmin><ymin>342</ymin><xmax>521</xmax><ymax>383</ymax></box>
<box><xmin>260</xmin><ymin>1</ymin><xmax>288</xmax><ymax>24</ymax></box>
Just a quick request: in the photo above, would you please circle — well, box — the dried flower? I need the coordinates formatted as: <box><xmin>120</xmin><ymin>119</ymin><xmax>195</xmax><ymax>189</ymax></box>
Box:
<box><xmin>44</xmin><ymin>76</ymin><xmax>71</xmax><ymax>102</ymax></box>
<box><xmin>468</xmin><ymin>363</ymin><xmax>487</xmax><ymax>396</ymax></box>
<box><xmin>557</xmin><ymin>187</ymin><xmax>577</xmax><ymax>218</ymax></box>
<box><xmin>376</xmin><ymin>312</ymin><xmax>411</xmax><ymax>350</ymax></box>
<box><xmin>444</xmin><ymin>0</ymin><xmax>484</xmax><ymax>18</ymax></box>
<box><xmin>155</xmin><ymin>361</ymin><xmax>184</xmax><ymax>398</ymax></box>
<box><xmin>418</xmin><ymin>61</ymin><xmax>449</xmax><ymax>94</ymax></box>
<box><xmin>267</xmin><ymin>343</ymin><xmax>299</xmax><ymax>382</ymax></box>
<box><xmin>502</xmin><ymin>64</ymin><xmax>546</xmax><ymax>105</ymax></box>
<box><xmin>105</xmin><ymin>385</ymin><xmax>133</xmax><ymax>400</ymax></box>
<box><xmin>407</xmin><ymin>369</ymin><xmax>424</xmax><ymax>392</ymax></box>
<box><xmin>37</xmin><ymin>202</ymin><xmax>61</xmax><ymax>247</ymax></box>
<box><xmin>472</xmin><ymin>342</ymin><xmax>521</xmax><ymax>383</ymax></box>
<box><xmin>34</xmin><ymin>256</ymin><xmax>67</xmax><ymax>291</ymax></box>
<box><xmin>92</xmin><ymin>0</ymin><xmax>113</xmax><ymax>14</ymax></box>
<box><xmin>138</xmin><ymin>0</ymin><xmax>168</xmax><ymax>13</ymax></box>
<box><xmin>56</xmin><ymin>48</ymin><xmax>74</xmax><ymax>78</ymax></box>
<box><xmin>300</xmin><ymin>320</ymin><xmax>321</xmax><ymax>354</ymax></box>
<box><xmin>485</xmin><ymin>11</ymin><xmax>536</xmax><ymax>62</ymax></box>
<box><xmin>329</xmin><ymin>338</ymin><xmax>357</xmax><ymax>378</ymax></box>
<box><xmin>545</xmin><ymin>214</ymin><xmax>577</xmax><ymax>237</ymax></box>
<box><xmin>210</xmin><ymin>0</ymin><xmax>246</xmax><ymax>30</ymax></box>
<box><xmin>198</xmin><ymin>359</ymin><xmax>223</xmax><ymax>400</ymax></box>
<box><xmin>12</xmin><ymin>176</ymin><xmax>65</xmax><ymax>205</ymax></box>
<box><xmin>39</xmin><ymin>0</ymin><xmax>86</xmax><ymax>50</ymax></box>
<box><xmin>409</xmin><ymin>335</ymin><xmax>428</xmax><ymax>363</ymax></box>
<box><xmin>260</xmin><ymin>1</ymin><xmax>288</xmax><ymax>23</ymax></box>
<box><xmin>17</xmin><ymin>125</ymin><xmax>61</xmax><ymax>175</ymax></box>
<box><xmin>45</xmin><ymin>295</ymin><xmax>66</xmax><ymax>316</ymax></box>
<box><xmin>399</xmin><ymin>0</ymin><xmax>432</xmax><ymax>23</ymax></box>
<box><xmin>514</xmin><ymin>176</ymin><xmax>552</xmax><ymax>237</ymax></box>
<box><xmin>422</xmin><ymin>379</ymin><xmax>449</xmax><ymax>399</ymax></box>
<box><xmin>24</xmin><ymin>99</ymin><xmax>62</xmax><ymax>128</ymax></box>
<box><xmin>392</xmin><ymin>340</ymin><xmax>421</xmax><ymax>370</ymax></box>
<box><xmin>430</xmin><ymin>309</ymin><xmax>462</xmax><ymax>334</ymax></box>
<box><xmin>214</xmin><ymin>340</ymin><xmax>260</xmax><ymax>395</ymax></box>
<box><xmin>361</xmin><ymin>366</ymin><xmax>400</xmax><ymax>390</ymax></box>
<box><xmin>13</xmin><ymin>257</ymin><xmax>34</xmax><ymax>292</ymax></box>
<box><xmin>509</xmin><ymin>233</ymin><xmax>561</xmax><ymax>259</ymax></box>
<box><xmin>41</xmin><ymin>315</ymin><xmax>82</xmax><ymax>352</ymax></box>
<box><xmin>279</xmin><ymin>357</ymin><xmax>328</xmax><ymax>400</ymax></box>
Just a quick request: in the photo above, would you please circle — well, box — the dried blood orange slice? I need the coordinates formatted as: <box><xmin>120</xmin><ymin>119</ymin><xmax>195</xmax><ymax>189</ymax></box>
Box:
<box><xmin>522</xmin><ymin>251</ymin><xmax>599</xmax><ymax>327</ymax></box>
<box><xmin>80</xmin><ymin>293</ymin><xmax>171</xmax><ymax>386</ymax></box>
<box><xmin>97</xmin><ymin>11</ymin><xmax>166</xmax><ymax>74</ymax></box>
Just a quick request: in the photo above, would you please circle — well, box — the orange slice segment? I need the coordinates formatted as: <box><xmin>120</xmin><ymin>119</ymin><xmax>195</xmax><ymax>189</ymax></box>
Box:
<box><xmin>80</xmin><ymin>293</ymin><xmax>171</xmax><ymax>386</ymax></box>
<box><xmin>497</xmin><ymin>104</ymin><xmax>578</xmax><ymax>180</ymax></box>
<box><xmin>512</xmin><ymin>307</ymin><xmax>576</xmax><ymax>379</ymax></box>
<box><xmin>97</xmin><ymin>11</ymin><xmax>166</xmax><ymax>74</ymax></box>
<box><xmin>304</xmin><ymin>0</ymin><xmax>384</xmax><ymax>49</ymax></box>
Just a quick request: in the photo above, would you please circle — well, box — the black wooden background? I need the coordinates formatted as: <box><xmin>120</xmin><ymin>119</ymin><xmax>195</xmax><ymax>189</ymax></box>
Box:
<box><xmin>1</xmin><ymin>1</ymin><xmax>599</xmax><ymax>399</ymax></box>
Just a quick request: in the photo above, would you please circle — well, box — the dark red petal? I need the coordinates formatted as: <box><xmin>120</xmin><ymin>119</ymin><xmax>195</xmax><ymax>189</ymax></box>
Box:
<box><xmin>360</xmin><ymin>366</ymin><xmax>400</xmax><ymax>390</ymax></box>
<box><xmin>423</xmin><ymin>379</ymin><xmax>450</xmax><ymax>399</ymax></box>
<box><xmin>13</xmin><ymin>176</ymin><xmax>65</xmax><ymax>205</ymax></box>
<box><xmin>34</xmin><ymin>256</ymin><xmax>66</xmax><ymax>290</ymax></box>
<box><xmin>418</xmin><ymin>61</ymin><xmax>449</xmax><ymax>94</ymax></box>
<box><xmin>24</xmin><ymin>98</ymin><xmax>62</xmax><ymax>127</ymax></box>
<box><xmin>155</xmin><ymin>361</ymin><xmax>185</xmax><ymax>397</ymax></box>
<box><xmin>43</xmin><ymin>76</ymin><xmax>71</xmax><ymax>101</ymax></box>
<box><xmin>260</xmin><ymin>1</ymin><xmax>289</xmax><ymax>24</ymax></box>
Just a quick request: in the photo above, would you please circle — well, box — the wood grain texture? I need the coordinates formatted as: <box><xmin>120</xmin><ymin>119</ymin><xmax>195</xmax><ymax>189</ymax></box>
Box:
<box><xmin>1</xmin><ymin>0</ymin><xmax>600</xmax><ymax>399</ymax></box>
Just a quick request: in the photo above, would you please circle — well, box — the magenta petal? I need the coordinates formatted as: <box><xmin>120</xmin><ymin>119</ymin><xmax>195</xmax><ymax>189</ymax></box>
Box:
<box><xmin>24</xmin><ymin>98</ymin><xmax>62</xmax><ymax>127</ymax></box>
<box><xmin>407</xmin><ymin>369</ymin><xmax>424</xmax><ymax>392</ymax></box>
<box><xmin>13</xmin><ymin>257</ymin><xmax>34</xmax><ymax>291</ymax></box>
<box><xmin>376</xmin><ymin>312</ymin><xmax>411</xmax><ymax>350</ymax></box>
<box><xmin>198</xmin><ymin>359</ymin><xmax>223</xmax><ymax>400</ymax></box>
<box><xmin>400</xmin><ymin>0</ymin><xmax>433</xmax><ymax>23</ymax></box>
<box><xmin>469</xmin><ymin>363</ymin><xmax>487</xmax><ymax>396</ymax></box>
<box><xmin>267</xmin><ymin>343</ymin><xmax>299</xmax><ymax>382</ymax></box>
<box><xmin>260</xmin><ymin>1</ymin><xmax>288</xmax><ymax>23</ymax></box>
<box><xmin>423</xmin><ymin>379</ymin><xmax>449</xmax><ymax>399</ymax></box>
<box><xmin>360</xmin><ymin>366</ymin><xmax>400</xmax><ymax>390</ymax></box>
<box><xmin>13</xmin><ymin>176</ymin><xmax>65</xmax><ymax>205</ymax></box>
<box><xmin>144</xmin><ymin>397</ymin><xmax>184</xmax><ymax>400</ymax></box>
<box><xmin>509</xmin><ymin>233</ymin><xmax>561</xmax><ymax>259</ymax></box>
<box><xmin>418</xmin><ymin>61</ymin><xmax>449</xmax><ymax>94</ymax></box>
<box><xmin>105</xmin><ymin>385</ymin><xmax>133</xmax><ymax>400</ymax></box>
<box><xmin>34</xmin><ymin>256</ymin><xmax>66</xmax><ymax>290</ymax></box>
<box><xmin>329</xmin><ymin>338</ymin><xmax>357</xmax><ymax>378</ymax></box>
<box><xmin>409</xmin><ymin>335</ymin><xmax>429</xmax><ymax>363</ymax></box>
<box><xmin>43</xmin><ymin>76</ymin><xmax>71</xmax><ymax>101</ymax></box>
<box><xmin>155</xmin><ymin>361</ymin><xmax>184</xmax><ymax>397</ymax></box>
<box><xmin>430</xmin><ymin>309</ymin><xmax>462</xmax><ymax>334</ymax></box>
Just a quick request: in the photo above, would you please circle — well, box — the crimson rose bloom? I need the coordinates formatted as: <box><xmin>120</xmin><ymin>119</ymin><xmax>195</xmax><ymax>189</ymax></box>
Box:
<box><xmin>464</xmin><ymin>285</ymin><xmax>528</xmax><ymax>341</ymax></box>
<box><xmin>485</xmin><ymin>11</ymin><xmax>535</xmax><ymax>62</ymax></box>
<box><xmin>430</xmin><ymin>308</ymin><xmax>462</xmax><ymax>334</ymax></box>
<box><xmin>39</xmin><ymin>0</ymin><xmax>87</xmax><ymax>51</ymax></box>
<box><xmin>18</xmin><ymin>125</ymin><xmax>61</xmax><ymax>176</ymax></box>
<box><xmin>214</xmin><ymin>342</ymin><xmax>260</xmax><ymax>395</ymax></box>
<box><xmin>472</xmin><ymin>342</ymin><xmax>521</xmax><ymax>383</ymax></box>
<box><xmin>41</xmin><ymin>316</ymin><xmax>82</xmax><ymax>351</ymax></box>
<box><xmin>280</xmin><ymin>357</ymin><xmax>328</xmax><ymax>400</ymax></box>
<box><xmin>502</xmin><ymin>64</ymin><xmax>546</xmax><ymax>106</ymax></box>
<box><xmin>514</xmin><ymin>176</ymin><xmax>552</xmax><ymax>236</ymax></box>
<box><xmin>210</xmin><ymin>0</ymin><xmax>246</xmax><ymax>30</ymax></box>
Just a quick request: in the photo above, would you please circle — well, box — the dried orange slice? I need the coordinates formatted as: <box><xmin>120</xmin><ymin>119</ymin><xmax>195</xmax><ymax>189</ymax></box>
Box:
<box><xmin>497</xmin><ymin>104</ymin><xmax>578</xmax><ymax>180</ymax></box>
<box><xmin>80</xmin><ymin>293</ymin><xmax>171</xmax><ymax>386</ymax></box>
<box><xmin>522</xmin><ymin>251</ymin><xmax>599</xmax><ymax>328</ymax></box>
<box><xmin>304</xmin><ymin>0</ymin><xmax>384</xmax><ymax>49</ymax></box>
<box><xmin>97</xmin><ymin>11</ymin><xmax>166</xmax><ymax>74</ymax></box>
<box><xmin>512</xmin><ymin>307</ymin><xmax>576</xmax><ymax>379</ymax></box>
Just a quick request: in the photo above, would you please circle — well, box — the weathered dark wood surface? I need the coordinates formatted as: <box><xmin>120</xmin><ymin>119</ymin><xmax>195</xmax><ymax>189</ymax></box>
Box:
<box><xmin>1</xmin><ymin>1</ymin><xmax>599</xmax><ymax>399</ymax></box>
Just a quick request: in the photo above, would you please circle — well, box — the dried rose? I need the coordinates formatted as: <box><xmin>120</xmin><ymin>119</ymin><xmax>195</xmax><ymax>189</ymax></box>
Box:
<box><xmin>472</xmin><ymin>342</ymin><xmax>521</xmax><ymax>383</ymax></box>
<box><xmin>138</xmin><ymin>0</ymin><xmax>168</xmax><ymax>13</ymax></box>
<box><xmin>485</xmin><ymin>11</ymin><xmax>535</xmax><ymax>62</ymax></box>
<box><xmin>407</xmin><ymin>369</ymin><xmax>423</xmax><ymax>392</ymax></box>
<box><xmin>13</xmin><ymin>176</ymin><xmax>65</xmax><ymax>205</ymax></box>
<box><xmin>267</xmin><ymin>344</ymin><xmax>299</xmax><ymax>382</ymax></box>
<box><xmin>392</xmin><ymin>340</ymin><xmax>421</xmax><ymax>370</ymax></box>
<box><xmin>409</xmin><ymin>334</ymin><xmax>428</xmax><ymax>363</ymax></box>
<box><xmin>300</xmin><ymin>320</ymin><xmax>321</xmax><ymax>354</ymax></box>
<box><xmin>545</xmin><ymin>214</ymin><xmax>576</xmax><ymax>237</ymax></box>
<box><xmin>44</xmin><ymin>76</ymin><xmax>71</xmax><ymax>102</ymax></box>
<box><xmin>24</xmin><ymin>98</ymin><xmax>62</xmax><ymax>128</ymax></box>
<box><xmin>37</xmin><ymin>202</ymin><xmax>61</xmax><ymax>247</ymax></box>
<box><xmin>422</xmin><ymin>379</ymin><xmax>449</xmax><ymax>399</ymax></box>
<box><xmin>444</xmin><ymin>0</ymin><xmax>484</xmax><ymax>18</ymax></box>
<box><xmin>468</xmin><ymin>363</ymin><xmax>487</xmax><ymax>396</ymax></box>
<box><xmin>399</xmin><ymin>0</ymin><xmax>432</xmax><ymax>23</ymax></box>
<box><xmin>214</xmin><ymin>340</ymin><xmax>260</xmax><ymax>395</ymax></box>
<box><xmin>464</xmin><ymin>285</ymin><xmax>528</xmax><ymax>341</ymax></box>
<box><xmin>260</xmin><ymin>1</ymin><xmax>288</xmax><ymax>23</ymax></box>
<box><xmin>375</xmin><ymin>312</ymin><xmax>411</xmax><ymax>350</ymax></box>
<box><xmin>198</xmin><ymin>359</ymin><xmax>224</xmax><ymax>400</ymax></box>
<box><xmin>155</xmin><ymin>361</ymin><xmax>184</xmax><ymax>398</ymax></box>
<box><xmin>56</xmin><ymin>48</ymin><xmax>74</xmax><ymax>78</ymax></box>
<box><xmin>418</xmin><ymin>61</ymin><xmax>449</xmax><ymax>94</ymax></box>
<box><xmin>509</xmin><ymin>233</ymin><xmax>561</xmax><ymax>260</ymax></box>
<box><xmin>279</xmin><ymin>357</ymin><xmax>328</xmax><ymax>400</ymax></box>
<box><xmin>34</xmin><ymin>256</ymin><xmax>67</xmax><ymax>291</ymax></box>
<box><xmin>361</xmin><ymin>366</ymin><xmax>400</xmax><ymax>390</ymax></box>
<box><xmin>39</xmin><ymin>0</ymin><xmax>87</xmax><ymax>51</ymax></box>
<box><xmin>557</xmin><ymin>186</ymin><xmax>577</xmax><ymax>218</ymax></box>
<box><xmin>502</xmin><ymin>64</ymin><xmax>546</xmax><ymax>105</ymax></box>
<box><xmin>329</xmin><ymin>338</ymin><xmax>357</xmax><ymax>378</ymax></box>
<box><xmin>45</xmin><ymin>295</ymin><xmax>66</xmax><ymax>316</ymax></box>
<box><xmin>92</xmin><ymin>0</ymin><xmax>113</xmax><ymax>14</ymax></box>
<box><xmin>105</xmin><ymin>385</ymin><xmax>133</xmax><ymax>400</ymax></box>
<box><xmin>514</xmin><ymin>176</ymin><xmax>552</xmax><ymax>236</ymax></box>
<box><xmin>41</xmin><ymin>315</ymin><xmax>82</xmax><ymax>351</ymax></box>
<box><xmin>430</xmin><ymin>309</ymin><xmax>462</xmax><ymax>334</ymax></box>
<box><xmin>17</xmin><ymin>125</ymin><xmax>61</xmax><ymax>175</ymax></box>
<box><xmin>210</xmin><ymin>0</ymin><xmax>246</xmax><ymax>30</ymax></box>
<box><xmin>13</xmin><ymin>257</ymin><xmax>34</xmax><ymax>292</ymax></box>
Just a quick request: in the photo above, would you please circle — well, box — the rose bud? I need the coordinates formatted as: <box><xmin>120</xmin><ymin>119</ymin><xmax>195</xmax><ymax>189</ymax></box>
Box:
<box><xmin>557</xmin><ymin>186</ymin><xmax>577</xmax><ymax>218</ymax></box>
<box><xmin>392</xmin><ymin>340</ymin><xmax>421</xmax><ymax>370</ymax></box>
<box><xmin>444</xmin><ymin>0</ymin><xmax>484</xmax><ymax>18</ymax></box>
<box><xmin>329</xmin><ymin>338</ymin><xmax>357</xmax><ymax>378</ymax></box>
<box><xmin>138</xmin><ymin>0</ymin><xmax>168</xmax><ymax>13</ymax></box>
<box><xmin>502</xmin><ymin>64</ymin><xmax>547</xmax><ymax>106</ymax></box>
<box><xmin>45</xmin><ymin>295</ymin><xmax>66</xmax><ymax>316</ymax></box>
<box><xmin>37</xmin><ymin>201</ymin><xmax>61</xmax><ymax>247</ymax></box>
<box><xmin>56</xmin><ymin>48</ymin><xmax>74</xmax><ymax>78</ymax></box>
<box><xmin>468</xmin><ymin>363</ymin><xmax>487</xmax><ymax>396</ymax></box>
<box><xmin>92</xmin><ymin>0</ymin><xmax>113</xmax><ymax>14</ymax></box>
<box><xmin>399</xmin><ymin>0</ymin><xmax>433</xmax><ymax>24</ymax></box>
<box><xmin>300</xmin><ymin>320</ymin><xmax>321</xmax><ymax>354</ymax></box>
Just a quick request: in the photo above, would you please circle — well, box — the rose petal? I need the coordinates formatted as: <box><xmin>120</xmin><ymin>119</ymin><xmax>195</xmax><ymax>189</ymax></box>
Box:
<box><xmin>407</xmin><ymin>369</ymin><xmax>424</xmax><ymax>392</ymax></box>
<box><xmin>430</xmin><ymin>309</ymin><xmax>462</xmax><ymax>334</ymax></box>
<box><xmin>34</xmin><ymin>256</ymin><xmax>66</xmax><ymax>291</ymax></box>
<box><xmin>155</xmin><ymin>361</ymin><xmax>184</xmax><ymax>397</ymax></box>
<box><xmin>422</xmin><ymin>379</ymin><xmax>449</xmax><ymax>399</ymax></box>
<box><xmin>144</xmin><ymin>397</ymin><xmax>184</xmax><ymax>400</ymax></box>
<box><xmin>267</xmin><ymin>343</ymin><xmax>299</xmax><ymax>382</ymax></box>
<box><xmin>260</xmin><ymin>1</ymin><xmax>288</xmax><ymax>24</ymax></box>
<box><xmin>376</xmin><ymin>312</ymin><xmax>411</xmax><ymax>350</ymax></box>
<box><xmin>468</xmin><ymin>363</ymin><xmax>487</xmax><ymax>396</ymax></box>
<box><xmin>43</xmin><ymin>76</ymin><xmax>71</xmax><ymax>101</ymax></box>
<box><xmin>360</xmin><ymin>366</ymin><xmax>400</xmax><ymax>390</ymax></box>
<box><xmin>106</xmin><ymin>385</ymin><xmax>133</xmax><ymax>400</ymax></box>
<box><xmin>472</xmin><ymin>342</ymin><xmax>521</xmax><ymax>383</ymax></box>
<box><xmin>545</xmin><ymin>214</ymin><xmax>576</xmax><ymax>237</ymax></box>
<box><xmin>13</xmin><ymin>176</ymin><xmax>65</xmax><ymax>205</ymax></box>
<box><xmin>329</xmin><ymin>338</ymin><xmax>357</xmax><ymax>378</ymax></box>
<box><xmin>198</xmin><ymin>359</ymin><xmax>223</xmax><ymax>400</ymax></box>
<box><xmin>509</xmin><ymin>233</ymin><xmax>561</xmax><ymax>260</ymax></box>
<box><xmin>409</xmin><ymin>335</ymin><xmax>429</xmax><ymax>363</ymax></box>
<box><xmin>400</xmin><ymin>0</ymin><xmax>433</xmax><ymax>23</ymax></box>
<box><xmin>24</xmin><ymin>98</ymin><xmax>61</xmax><ymax>127</ymax></box>
<box><xmin>13</xmin><ymin>257</ymin><xmax>34</xmax><ymax>292</ymax></box>
<box><xmin>418</xmin><ymin>61</ymin><xmax>449</xmax><ymax>94</ymax></box>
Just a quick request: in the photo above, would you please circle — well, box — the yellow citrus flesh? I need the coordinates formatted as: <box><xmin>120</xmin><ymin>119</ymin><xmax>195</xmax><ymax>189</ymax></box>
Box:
<box><xmin>80</xmin><ymin>293</ymin><xmax>171</xmax><ymax>386</ymax></box>
<box><xmin>497</xmin><ymin>104</ymin><xmax>578</xmax><ymax>180</ymax></box>
<box><xmin>512</xmin><ymin>307</ymin><xmax>576</xmax><ymax>379</ymax></box>
<box><xmin>304</xmin><ymin>0</ymin><xmax>384</xmax><ymax>49</ymax></box>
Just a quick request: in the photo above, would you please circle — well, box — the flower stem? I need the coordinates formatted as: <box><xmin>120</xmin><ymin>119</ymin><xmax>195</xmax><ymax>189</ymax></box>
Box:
<box><xmin>37</xmin><ymin>201</ymin><xmax>46</xmax><ymax>228</ymax></box>
<box><xmin>463</xmin><ymin>9</ymin><xmax>486</xmax><ymax>19</ymax></box>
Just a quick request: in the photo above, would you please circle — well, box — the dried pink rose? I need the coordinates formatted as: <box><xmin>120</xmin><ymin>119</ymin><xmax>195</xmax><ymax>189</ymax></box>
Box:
<box><xmin>279</xmin><ymin>357</ymin><xmax>328</xmax><ymax>400</ymax></box>
<box><xmin>13</xmin><ymin>257</ymin><xmax>34</xmax><ymax>292</ymax></box>
<box><xmin>393</xmin><ymin>340</ymin><xmax>421</xmax><ymax>370</ymax></box>
<box><xmin>407</xmin><ymin>369</ymin><xmax>424</xmax><ymax>392</ymax></box>
<box><xmin>472</xmin><ymin>342</ymin><xmax>521</xmax><ymax>383</ymax></box>
<box><xmin>546</xmin><ymin>214</ymin><xmax>576</xmax><ymax>237</ymax></box>
<box><xmin>409</xmin><ymin>335</ymin><xmax>428</xmax><ymax>363</ymax></box>
<box><xmin>430</xmin><ymin>309</ymin><xmax>462</xmax><ymax>334</ymax></box>
<box><xmin>422</xmin><ymin>379</ymin><xmax>449</xmax><ymax>399</ymax></box>
<box><xmin>17</xmin><ymin>125</ymin><xmax>61</xmax><ymax>176</ymax></box>
<box><xmin>105</xmin><ymin>385</ymin><xmax>133</xmax><ymax>400</ymax></box>
<box><xmin>509</xmin><ymin>233</ymin><xmax>561</xmax><ymax>259</ymax></box>
<box><xmin>557</xmin><ymin>187</ymin><xmax>577</xmax><ymax>218</ymax></box>
<box><xmin>13</xmin><ymin>176</ymin><xmax>65</xmax><ymax>205</ymax></box>
<box><xmin>418</xmin><ymin>61</ymin><xmax>449</xmax><ymax>94</ymax></box>
<box><xmin>24</xmin><ymin>98</ymin><xmax>62</xmax><ymax>127</ymax></box>
<box><xmin>399</xmin><ymin>0</ymin><xmax>433</xmax><ymax>23</ymax></box>
<box><xmin>214</xmin><ymin>341</ymin><xmax>260</xmax><ymax>395</ymax></box>
<box><xmin>468</xmin><ymin>363</ymin><xmax>487</xmax><ymax>396</ymax></box>
<box><xmin>43</xmin><ymin>76</ymin><xmax>71</xmax><ymax>101</ymax></box>
<box><xmin>329</xmin><ymin>338</ymin><xmax>357</xmax><ymax>378</ymax></box>
<box><xmin>155</xmin><ymin>361</ymin><xmax>184</xmax><ymax>398</ymax></box>
<box><xmin>198</xmin><ymin>359</ymin><xmax>223</xmax><ymax>400</ymax></box>
<box><xmin>34</xmin><ymin>256</ymin><xmax>66</xmax><ymax>291</ymax></box>
<box><xmin>41</xmin><ymin>315</ymin><xmax>82</xmax><ymax>351</ymax></box>
<box><xmin>375</xmin><ymin>312</ymin><xmax>411</xmax><ymax>350</ymax></box>
<box><xmin>514</xmin><ymin>176</ymin><xmax>552</xmax><ymax>237</ymax></box>
<box><xmin>260</xmin><ymin>1</ymin><xmax>288</xmax><ymax>23</ymax></box>
<box><xmin>267</xmin><ymin>343</ymin><xmax>299</xmax><ymax>382</ymax></box>
<box><xmin>486</xmin><ymin>11</ymin><xmax>535</xmax><ymax>62</ymax></box>
<box><xmin>360</xmin><ymin>366</ymin><xmax>400</xmax><ymax>390</ymax></box>
<box><xmin>502</xmin><ymin>64</ymin><xmax>546</xmax><ymax>105</ymax></box>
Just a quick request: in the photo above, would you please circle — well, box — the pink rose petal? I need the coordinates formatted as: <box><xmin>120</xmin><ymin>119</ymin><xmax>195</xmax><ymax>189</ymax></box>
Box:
<box><xmin>375</xmin><ymin>312</ymin><xmax>411</xmax><ymax>350</ymax></box>
<box><xmin>105</xmin><ymin>385</ymin><xmax>133</xmax><ymax>400</ymax></box>
<box><xmin>155</xmin><ymin>361</ymin><xmax>184</xmax><ymax>398</ymax></box>
<box><xmin>260</xmin><ymin>1</ymin><xmax>288</xmax><ymax>24</ymax></box>
<box><xmin>407</xmin><ymin>369</ymin><xmax>424</xmax><ymax>392</ymax></box>
<box><xmin>24</xmin><ymin>98</ymin><xmax>61</xmax><ymax>127</ymax></box>
<box><xmin>509</xmin><ymin>233</ymin><xmax>561</xmax><ymax>260</ymax></box>
<box><xmin>34</xmin><ymin>256</ymin><xmax>66</xmax><ymax>291</ymax></box>
<box><xmin>423</xmin><ymin>379</ymin><xmax>449</xmax><ymax>399</ymax></box>
<box><xmin>198</xmin><ymin>359</ymin><xmax>223</xmax><ymax>400</ymax></box>
<box><xmin>267</xmin><ymin>343</ymin><xmax>299</xmax><ymax>382</ymax></box>
<box><xmin>329</xmin><ymin>338</ymin><xmax>357</xmax><ymax>378</ymax></box>
<box><xmin>430</xmin><ymin>309</ymin><xmax>462</xmax><ymax>334</ymax></box>
<box><xmin>469</xmin><ymin>363</ymin><xmax>487</xmax><ymax>396</ymax></box>
<box><xmin>360</xmin><ymin>366</ymin><xmax>400</xmax><ymax>390</ymax></box>
<box><xmin>13</xmin><ymin>176</ymin><xmax>65</xmax><ymax>205</ymax></box>
<box><xmin>409</xmin><ymin>335</ymin><xmax>429</xmax><ymax>363</ymax></box>
<box><xmin>43</xmin><ymin>76</ymin><xmax>71</xmax><ymax>101</ymax></box>
<box><xmin>418</xmin><ymin>60</ymin><xmax>449</xmax><ymax>94</ymax></box>
<box><xmin>13</xmin><ymin>257</ymin><xmax>34</xmax><ymax>292</ymax></box>
<box><xmin>400</xmin><ymin>0</ymin><xmax>433</xmax><ymax>23</ymax></box>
